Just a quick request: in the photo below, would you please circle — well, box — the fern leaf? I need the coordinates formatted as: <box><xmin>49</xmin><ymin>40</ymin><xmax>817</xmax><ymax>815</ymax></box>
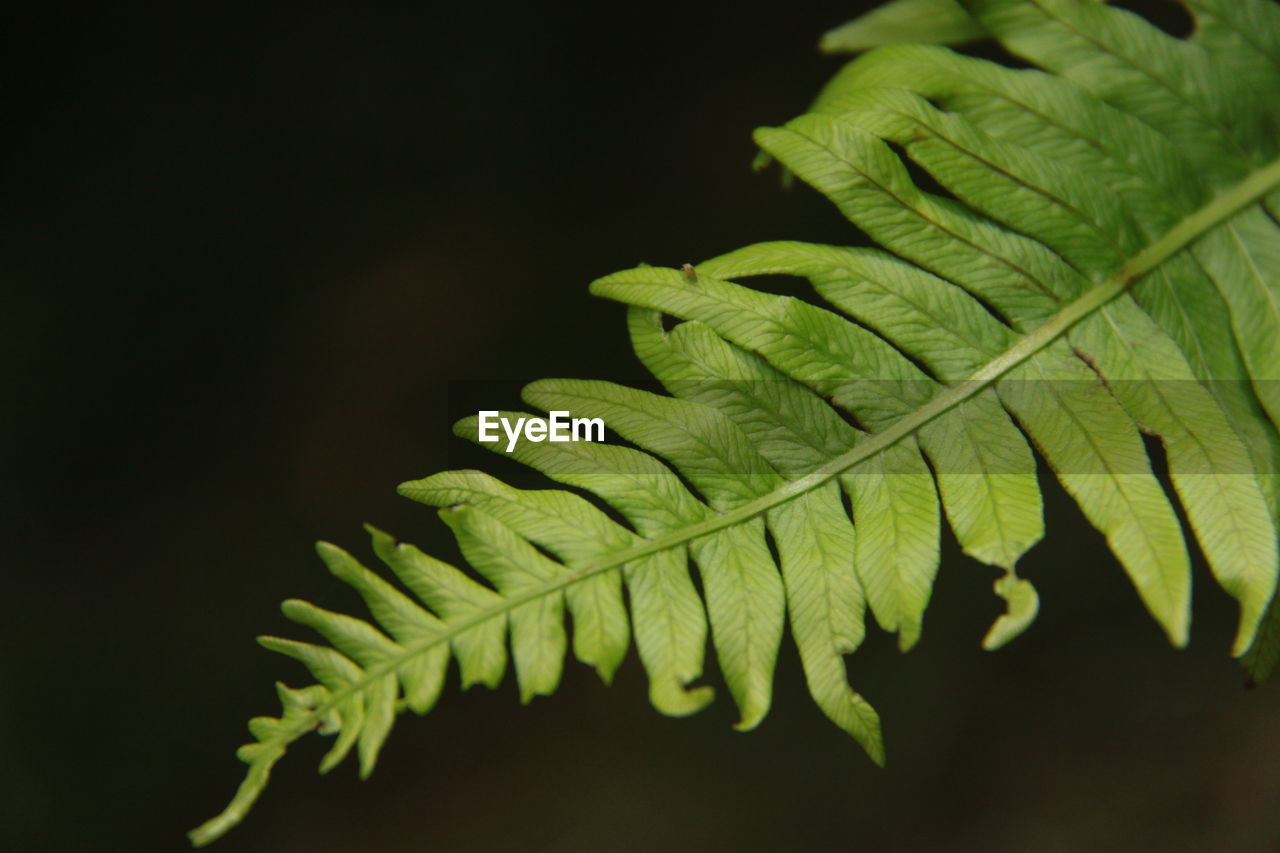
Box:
<box><xmin>192</xmin><ymin>1</ymin><xmax>1280</xmax><ymax>844</ymax></box>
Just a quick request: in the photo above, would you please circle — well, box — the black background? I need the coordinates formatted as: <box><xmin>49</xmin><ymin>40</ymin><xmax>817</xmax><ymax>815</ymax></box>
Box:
<box><xmin>7</xmin><ymin>2</ymin><xmax>1280</xmax><ymax>851</ymax></box>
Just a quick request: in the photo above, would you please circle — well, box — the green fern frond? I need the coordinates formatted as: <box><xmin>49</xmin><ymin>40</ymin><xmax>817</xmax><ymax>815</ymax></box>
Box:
<box><xmin>192</xmin><ymin>0</ymin><xmax>1280</xmax><ymax>844</ymax></box>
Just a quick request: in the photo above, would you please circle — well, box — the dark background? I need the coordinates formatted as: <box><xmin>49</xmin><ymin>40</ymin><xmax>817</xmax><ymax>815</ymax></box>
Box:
<box><xmin>6</xmin><ymin>2</ymin><xmax>1279</xmax><ymax>851</ymax></box>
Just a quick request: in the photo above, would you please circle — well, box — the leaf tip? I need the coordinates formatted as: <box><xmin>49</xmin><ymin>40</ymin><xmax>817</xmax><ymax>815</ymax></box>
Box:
<box><xmin>650</xmin><ymin>681</ymin><xmax>715</xmax><ymax>717</ymax></box>
<box><xmin>982</xmin><ymin>574</ymin><xmax>1039</xmax><ymax>650</ymax></box>
<box><xmin>896</xmin><ymin>621</ymin><xmax>923</xmax><ymax>653</ymax></box>
<box><xmin>1229</xmin><ymin>595</ymin><xmax>1271</xmax><ymax>659</ymax></box>
<box><xmin>731</xmin><ymin>702</ymin><xmax>768</xmax><ymax>732</ymax></box>
<box><xmin>188</xmin><ymin>819</ymin><xmax>230</xmax><ymax>848</ymax></box>
<box><xmin>595</xmin><ymin>664</ymin><xmax>617</xmax><ymax>688</ymax></box>
<box><xmin>860</xmin><ymin>725</ymin><xmax>887</xmax><ymax>768</ymax></box>
<box><xmin>279</xmin><ymin>598</ymin><xmax>312</xmax><ymax>621</ymax></box>
<box><xmin>313</xmin><ymin>540</ymin><xmax>343</xmax><ymax>560</ymax></box>
<box><xmin>314</xmin><ymin>541</ymin><xmax>355</xmax><ymax>577</ymax></box>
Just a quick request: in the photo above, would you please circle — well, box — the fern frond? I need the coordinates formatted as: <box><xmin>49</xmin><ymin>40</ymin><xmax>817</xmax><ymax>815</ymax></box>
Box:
<box><xmin>192</xmin><ymin>0</ymin><xmax>1280</xmax><ymax>844</ymax></box>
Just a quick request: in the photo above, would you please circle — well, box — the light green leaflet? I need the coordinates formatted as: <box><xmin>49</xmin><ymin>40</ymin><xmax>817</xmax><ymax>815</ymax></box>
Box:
<box><xmin>819</xmin><ymin>0</ymin><xmax>985</xmax><ymax>54</ymax></box>
<box><xmin>192</xmin><ymin>1</ymin><xmax>1280</xmax><ymax>845</ymax></box>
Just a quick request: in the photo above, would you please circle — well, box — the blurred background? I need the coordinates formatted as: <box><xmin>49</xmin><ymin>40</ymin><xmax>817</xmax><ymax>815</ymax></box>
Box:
<box><xmin>6</xmin><ymin>2</ymin><xmax>1280</xmax><ymax>851</ymax></box>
